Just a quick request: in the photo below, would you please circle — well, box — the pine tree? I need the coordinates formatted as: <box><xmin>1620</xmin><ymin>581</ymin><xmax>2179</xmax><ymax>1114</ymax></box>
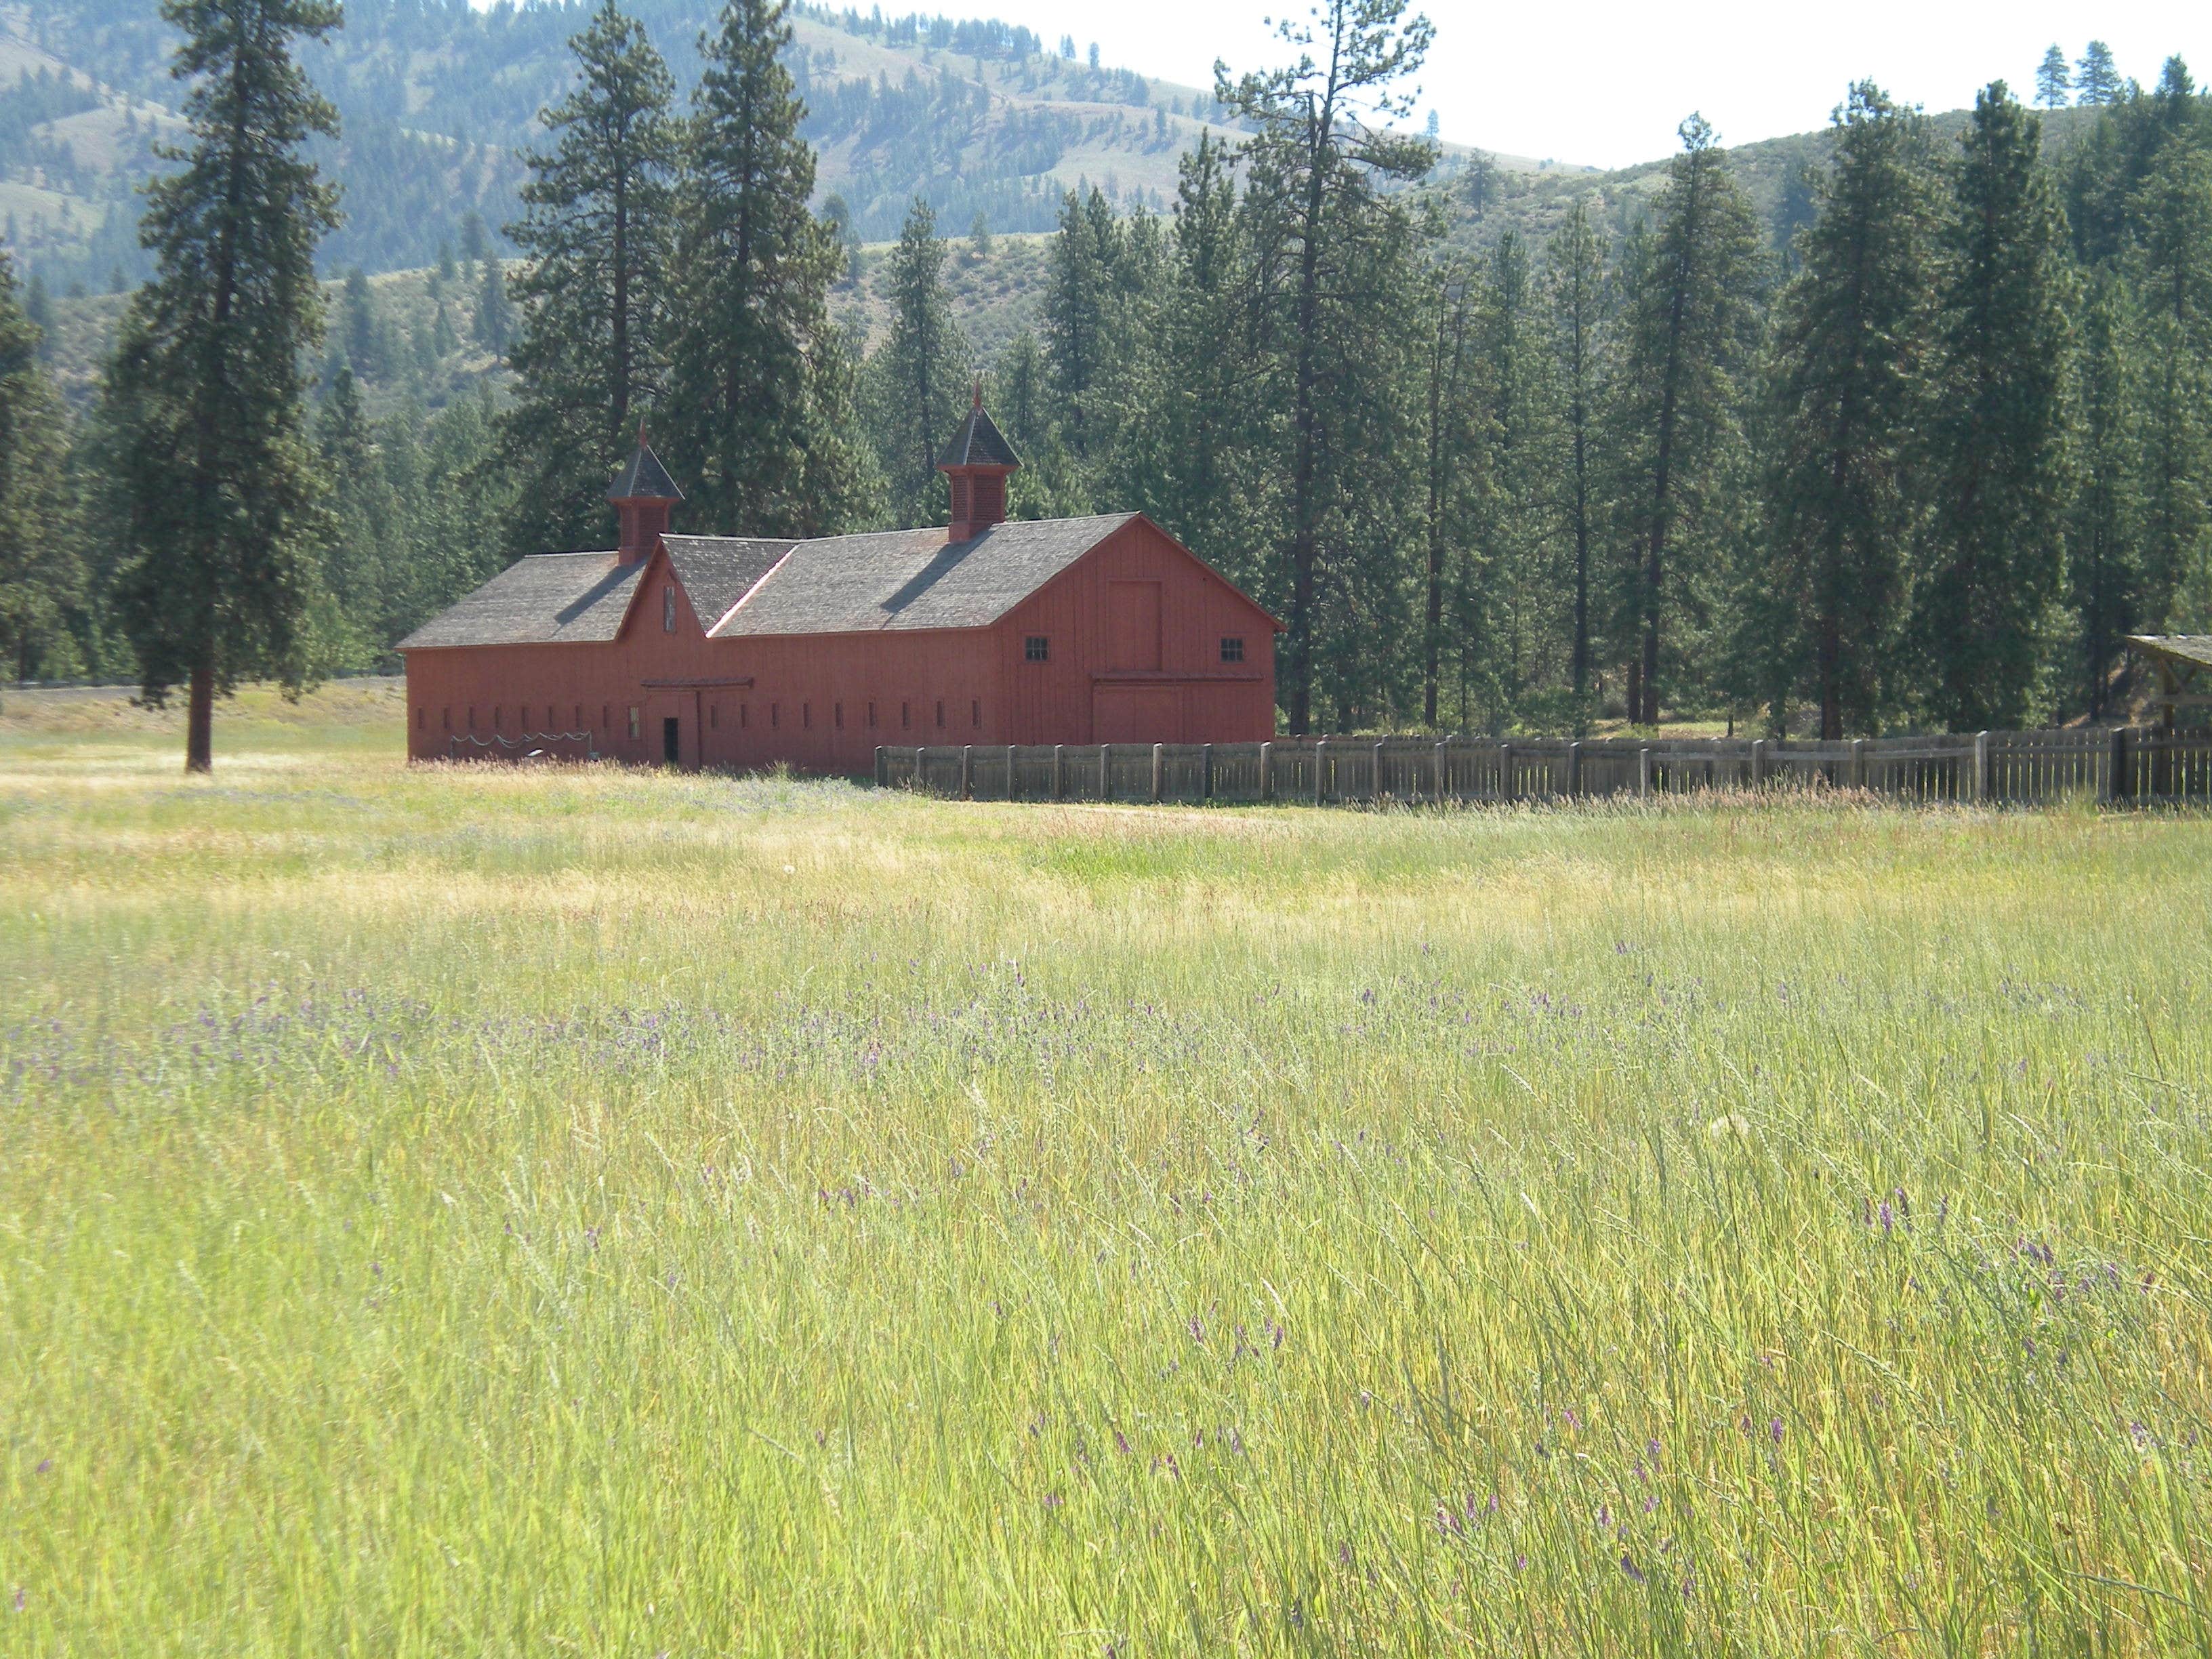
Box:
<box><xmin>1218</xmin><ymin>0</ymin><xmax>1437</xmax><ymax>732</ymax></box>
<box><xmin>2070</xmin><ymin>270</ymin><xmax>2141</xmax><ymax>716</ymax></box>
<box><xmin>1118</xmin><ymin>133</ymin><xmax>1267</xmax><ymax>590</ymax></box>
<box><xmin>0</xmin><ymin>249</ymin><xmax>82</xmax><ymax>680</ymax></box>
<box><xmin>314</xmin><ymin>365</ymin><xmax>400</xmax><ymax>665</ymax></box>
<box><xmin>1478</xmin><ymin>229</ymin><xmax>1564</xmax><ymax>726</ymax></box>
<box><xmin>1759</xmin><ymin>85</ymin><xmax>1936</xmax><ymax>738</ymax></box>
<box><xmin>867</xmin><ymin>197</ymin><xmax>968</xmax><ymax>520</ymax></box>
<box><xmin>2076</xmin><ymin>41</ymin><xmax>2123</xmax><ymax>106</ymax></box>
<box><xmin>2036</xmin><ymin>46</ymin><xmax>2072</xmax><ymax>110</ymax></box>
<box><xmin>499</xmin><ymin>0</ymin><xmax>679</xmax><ymax>557</ymax></box>
<box><xmin>1917</xmin><ymin>83</ymin><xmax>2076</xmax><ymax>730</ymax></box>
<box><xmin>1418</xmin><ymin>250</ymin><xmax>1486</xmax><ymax>729</ymax></box>
<box><xmin>1612</xmin><ymin>113</ymin><xmax>1762</xmax><ymax>727</ymax></box>
<box><xmin>2127</xmin><ymin>136</ymin><xmax>2212</xmax><ymax>625</ymax></box>
<box><xmin>1042</xmin><ymin>184</ymin><xmax>1122</xmax><ymax>471</ymax></box>
<box><xmin>1545</xmin><ymin>197</ymin><xmax>1607</xmax><ymax>717</ymax></box>
<box><xmin>341</xmin><ymin>266</ymin><xmax>380</xmax><ymax>376</ymax></box>
<box><xmin>664</xmin><ymin>0</ymin><xmax>850</xmax><ymax>535</ymax></box>
<box><xmin>104</xmin><ymin>0</ymin><xmax>341</xmax><ymax>772</ymax></box>
<box><xmin>475</xmin><ymin>257</ymin><xmax>512</xmax><ymax>354</ymax></box>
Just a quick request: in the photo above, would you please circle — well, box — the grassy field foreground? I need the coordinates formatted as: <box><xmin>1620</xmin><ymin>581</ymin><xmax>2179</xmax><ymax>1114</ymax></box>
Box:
<box><xmin>1</xmin><ymin>701</ymin><xmax>2209</xmax><ymax>1654</ymax></box>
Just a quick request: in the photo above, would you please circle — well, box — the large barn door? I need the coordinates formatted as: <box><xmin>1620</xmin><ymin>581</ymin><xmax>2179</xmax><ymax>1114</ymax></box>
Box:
<box><xmin>1094</xmin><ymin>684</ymin><xmax>1184</xmax><ymax>743</ymax></box>
<box><xmin>1107</xmin><ymin>581</ymin><xmax>1163</xmax><ymax>671</ymax></box>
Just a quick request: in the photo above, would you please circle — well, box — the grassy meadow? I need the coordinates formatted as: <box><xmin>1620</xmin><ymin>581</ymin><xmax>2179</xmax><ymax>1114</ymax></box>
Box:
<box><xmin>1</xmin><ymin>689</ymin><xmax>2209</xmax><ymax>1654</ymax></box>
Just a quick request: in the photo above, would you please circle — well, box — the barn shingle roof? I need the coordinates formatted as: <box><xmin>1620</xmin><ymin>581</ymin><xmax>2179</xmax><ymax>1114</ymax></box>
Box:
<box><xmin>396</xmin><ymin>552</ymin><xmax>642</xmax><ymax>649</ymax></box>
<box><xmin>711</xmin><ymin>514</ymin><xmax>1134</xmax><ymax>637</ymax></box>
<box><xmin>935</xmin><ymin>401</ymin><xmax>1020</xmax><ymax>469</ymax></box>
<box><xmin>661</xmin><ymin>535</ymin><xmax>796</xmax><ymax>628</ymax></box>
<box><xmin>399</xmin><ymin>514</ymin><xmax>1148</xmax><ymax>651</ymax></box>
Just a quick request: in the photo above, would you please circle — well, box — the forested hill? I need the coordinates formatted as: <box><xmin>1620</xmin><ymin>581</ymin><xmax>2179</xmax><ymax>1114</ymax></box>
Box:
<box><xmin>2</xmin><ymin>0</ymin><xmax>1504</xmax><ymax>289</ymax></box>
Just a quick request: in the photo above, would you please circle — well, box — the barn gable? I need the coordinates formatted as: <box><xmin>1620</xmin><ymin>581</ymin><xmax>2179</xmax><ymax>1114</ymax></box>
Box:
<box><xmin>1012</xmin><ymin>514</ymin><xmax>1284</xmax><ymax>636</ymax></box>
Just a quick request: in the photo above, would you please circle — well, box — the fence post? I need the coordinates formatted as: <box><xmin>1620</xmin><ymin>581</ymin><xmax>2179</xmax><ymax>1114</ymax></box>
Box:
<box><xmin>1052</xmin><ymin>743</ymin><xmax>1065</xmax><ymax>800</ymax></box>
<box><xmin>1568</xmin><ymin>739</ymin><xmax>1583</xmax><ymax>799</ymax></box>
<box><xmin>1970</xmin><ymin>731</ymin><xmax>1989</xmax><ymax>804</ymax></box>
<box><xmin>960</xmin><ymin>744</ymin><xmax>973</xmax><ymax>800</ymax></box>
<box><xmin>1372</xmin><ymin>741</ymin><xmax>1385</xmax><ymax>804</ymax></box>
<box><xmin>1637</xmin><ymin>745</ymin><xmax>1652</xmax><ymax>800</ymax></box>
<box><xmin>1499</xmin><ymin>741</ymin><xmax>1514</xmax><ymax>803</ymax></box>
<box><xmin>1750</xmin><ymin>737</ymin><xmax>1766</xmax><ymax>790</ymax></box>
<box><xmin>1099</xmin><ymin>744</ymin><xmax>1111</xmax><ymax>800</ymax></box>
<box><xmin>874</xmin><ymin>745</ymin><xmax>885</xmax><ymax>788</ymax></box>
<box><xmin>1151</xmin><ymin>743</ymin><xmax>1164</xmax><ymax>804</ymax></box>
<box><xmin>1315</xmin><ymin>737</ymin><xmax>1327</xmax><ymax>806</ymax></box>
<box><xmin>1259</xmin><ymin>741</ymin><xmax>1273</xmax><ymax>802</ymax></box>
<box><xmin>1202</xmin><ymin>743</ymin><xmax>1214</xmax><ymax>803</ymax></box>
<box><xmin>1006</xmin><ymin>745</ymin><xmax>1019</xmax><ymax>801</ymax></box>
<box><xmin>1434</xmin><ymin>739</ymin><xmax>1448</xmax><ymax>806</ymax></box>
<box><xmin>1850</xmin><ymin>737</ymin><xmax>1866</xmax><ymax>792</ymax></box>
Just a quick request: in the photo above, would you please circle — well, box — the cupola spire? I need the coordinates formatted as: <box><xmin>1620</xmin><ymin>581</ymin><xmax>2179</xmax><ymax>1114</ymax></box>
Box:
<box><xmin>607</xmin><ymin>418</ymin><xmax>682</xmax><ymax>564</ymax></box>
<box><xmin>935</xmin><ymin>382</ymin><xmax>1020</xmax><ymax>541</ymax></box>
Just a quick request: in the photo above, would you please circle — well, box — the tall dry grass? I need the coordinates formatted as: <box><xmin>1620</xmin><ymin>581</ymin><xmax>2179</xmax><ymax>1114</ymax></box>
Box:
<box><xmin>1</xmin><ymin>711</ymin><xmax>2207</xmax><ymax>1653</ymax></box>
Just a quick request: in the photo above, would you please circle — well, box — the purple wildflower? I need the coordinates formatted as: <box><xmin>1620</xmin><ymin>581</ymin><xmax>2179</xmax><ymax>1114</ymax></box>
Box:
<box><xmin>1620</xmin><ymin>1554</ymin><xmax>1645</xmax><ymax>1584</ymax></box>
<box><xmin>1770</xmin><ymin>1418</ymin><xmax>1784</xmax><ymax>1446</ymax></box>
<box><xmin>35</xmin><ymin>1460</ymin><xmax>49</xmax><ymax>1476</ymax></box>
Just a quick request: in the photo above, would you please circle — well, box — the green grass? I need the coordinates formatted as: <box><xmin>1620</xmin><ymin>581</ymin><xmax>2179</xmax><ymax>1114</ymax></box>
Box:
<box><xmin>2</xmin><ymin>693</ymin><xmax>2208</xmax><ymax>1654</ymax></box>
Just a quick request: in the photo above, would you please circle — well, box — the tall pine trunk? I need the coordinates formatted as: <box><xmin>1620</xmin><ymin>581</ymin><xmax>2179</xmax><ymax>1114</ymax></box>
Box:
<box><xmin>187</xmin><ymin>661</ymin><xmax>214</xmax><ymax>773</ymax></box>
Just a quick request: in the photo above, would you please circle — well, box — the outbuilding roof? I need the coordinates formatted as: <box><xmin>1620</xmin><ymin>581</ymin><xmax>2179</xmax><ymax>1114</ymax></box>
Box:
<box><xmin>2127</xmin><ymin>634</ymin><xmax>2212</xmax><ymax>671</ymax></box>
<box><xmin>396</xmin><ymin>552</ymin><xmax>643</xmax><ymax>649</ymax></box>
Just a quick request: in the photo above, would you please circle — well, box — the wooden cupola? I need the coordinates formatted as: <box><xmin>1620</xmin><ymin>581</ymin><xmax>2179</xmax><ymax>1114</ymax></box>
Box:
<box><xmin>936</xmin><ymin>384</ymin><xmax>1021</xmax><ymax>541</ymax></box>
<box><xmin>607</xmin><ymin>421</ymin><xmax>683</xmax><ymax>565</ymax></box>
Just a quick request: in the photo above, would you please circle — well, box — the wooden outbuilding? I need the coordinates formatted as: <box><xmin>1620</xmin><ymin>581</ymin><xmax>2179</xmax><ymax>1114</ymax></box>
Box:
<box><xmin>2124</xmin><ymin>635</ymin><xmax>2212</xmax><ymax>730</ymax></box>
<box><xmin>398</xmin><ymin>396</ymin><xmax>1280</xmax><ymax>771</ymax></box>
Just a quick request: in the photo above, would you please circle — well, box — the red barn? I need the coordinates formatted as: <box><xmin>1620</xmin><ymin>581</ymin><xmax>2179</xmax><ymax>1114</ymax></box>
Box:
<box><xmin>398</xmin><ymin>397</ymin><xmax>1279</xmax><ymax>771</ymax></box>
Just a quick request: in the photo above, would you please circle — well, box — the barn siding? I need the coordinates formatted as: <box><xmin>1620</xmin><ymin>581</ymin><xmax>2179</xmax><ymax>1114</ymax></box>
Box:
<box><xmin>404</xmin><ymin>518</ymin><xmax>1276</xmax><ymax>772</ymax></box>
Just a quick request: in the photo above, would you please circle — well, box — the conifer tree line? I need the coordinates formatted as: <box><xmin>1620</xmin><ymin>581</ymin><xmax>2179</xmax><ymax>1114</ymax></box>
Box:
<box><xmin>480</xmin><ymin>3</ymin><xmax>2212</xmax><ymax>735</ymax></box>
<box><xmin>14</xmin><ymin>0</ymin><xmax>2212</xmax><ymax>762</ymax></box>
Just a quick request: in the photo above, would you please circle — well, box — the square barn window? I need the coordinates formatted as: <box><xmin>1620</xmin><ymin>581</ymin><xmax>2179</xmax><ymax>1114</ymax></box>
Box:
<box><xmin>935</xmin><ymin>700</ymin><xmax>945</xmax><ymax>729</ymax></box>
<box><xmin>1025</xmin><ymin>635</ymin><xmax>1049</xmax><ymax>662</ymax></box>
<box><xmin>663</xmin><ymin>585</ymin><xmax>677</xmax><ymax>632</ymax></box>
<box><xmin>971</xmin><ymin>699</ymin><xmax>981</xmax><ymax>729</ymax></box>
<box><xmin>1220</xmin><ymin>636</ymin><xmax>1246</xmax><ymax>663</ymax></box>
<box><xmin>628</xmin><ymin>707</ymin><xmax>640</xmax><ymax>740</ymax></box>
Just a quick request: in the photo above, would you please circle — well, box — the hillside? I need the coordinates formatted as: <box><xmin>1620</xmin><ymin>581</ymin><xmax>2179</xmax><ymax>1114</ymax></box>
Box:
<box><xmin>1442</xmin><ymin>101</ymin><xmax>2110</xmax><ymax>261</ymax></box>
<box><xmin>33</xmin><ymin>227</ymin><xmax>1061</xmax><ymax>416</ymax></box>
<box><xmin>0</xmin><ymin>0</ymin><xmax>1573</xmax><ymax>293</ymax></box>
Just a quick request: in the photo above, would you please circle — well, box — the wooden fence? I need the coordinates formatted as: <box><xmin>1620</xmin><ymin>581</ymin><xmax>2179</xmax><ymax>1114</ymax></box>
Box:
<box><xmin>876</xmin><ymin>728</ymin><xmax>2212</xmax><ymax>808</ymax></box>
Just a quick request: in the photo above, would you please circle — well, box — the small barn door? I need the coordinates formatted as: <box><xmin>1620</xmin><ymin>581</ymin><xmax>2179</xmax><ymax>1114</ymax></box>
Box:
<box><xmin>1107</xmin><ymin>581</ymin><xmax>1163</xmax><ymax>671</ymax></box>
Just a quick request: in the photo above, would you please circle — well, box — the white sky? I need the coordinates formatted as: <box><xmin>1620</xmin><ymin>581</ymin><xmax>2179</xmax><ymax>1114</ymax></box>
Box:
<box><xmin>934</xmin><ymin>0</ymin><xmax>2212</xmax><ymax>169</ymax></box>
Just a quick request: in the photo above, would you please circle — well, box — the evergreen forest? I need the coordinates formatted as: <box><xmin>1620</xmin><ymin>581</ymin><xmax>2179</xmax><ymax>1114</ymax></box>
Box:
<box><xmin>6</xmin><ymin>0</ymin><xmax>2212</xmax><ymax>745</ymax></box>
